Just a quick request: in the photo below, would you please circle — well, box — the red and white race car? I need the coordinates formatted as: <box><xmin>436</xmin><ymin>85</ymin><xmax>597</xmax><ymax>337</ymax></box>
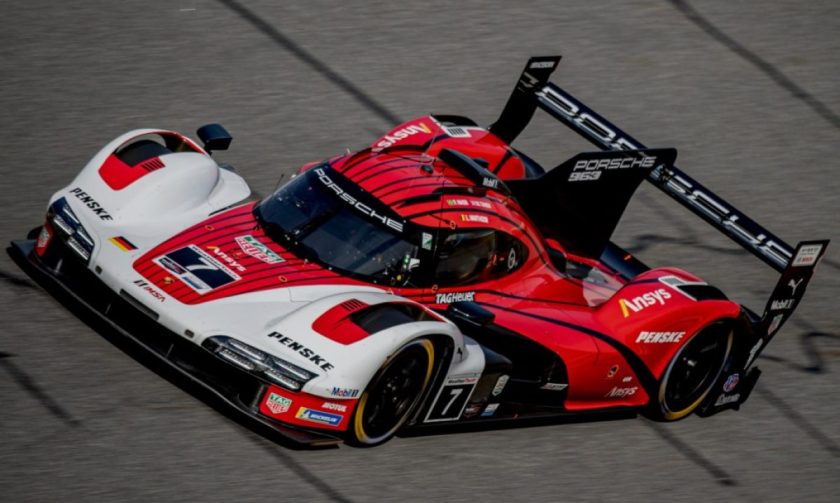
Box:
<box><xmin>10</xmin><ymin>56</ymin><xmax>829</xmax><ymax>447</ymax></box>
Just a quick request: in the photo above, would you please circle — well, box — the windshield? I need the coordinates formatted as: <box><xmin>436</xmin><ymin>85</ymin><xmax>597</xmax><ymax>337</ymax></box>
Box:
<box><xmin>255</xmin><ymin>165</ymin><xmax>436</xmax><ymax>286</ymax></box>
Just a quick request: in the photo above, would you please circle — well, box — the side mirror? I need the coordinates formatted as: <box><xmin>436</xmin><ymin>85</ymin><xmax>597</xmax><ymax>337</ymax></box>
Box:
<box><xmin>446</xmin><ymin>301</ymin><xmax>495</xmax><ymax>327</ymax></box>
<box><xmin>197</xmin><ymin>123</ymin><xmax>233</xmax><ymax>154</ymax></box>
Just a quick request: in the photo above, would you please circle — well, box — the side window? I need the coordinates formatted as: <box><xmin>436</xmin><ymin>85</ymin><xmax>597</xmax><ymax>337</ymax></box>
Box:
<box><xmin>433</xmin><ymin>230</ymin><xmax>528</xmax><ymax>287</ymax></box>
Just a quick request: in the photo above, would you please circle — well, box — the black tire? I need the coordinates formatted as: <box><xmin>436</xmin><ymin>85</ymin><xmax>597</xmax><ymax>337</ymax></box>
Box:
<box><xmin>348</xmin><ymin>338</ymin><xmax>435</xmax><ymax>446</ymax></box>
<box><xmin>651</xmin><ymin>321</ymin><xmax>734</xmax><ymax>421</ymax></box>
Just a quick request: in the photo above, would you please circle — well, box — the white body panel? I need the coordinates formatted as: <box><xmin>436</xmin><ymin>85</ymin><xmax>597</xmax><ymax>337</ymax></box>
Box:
<box><xmin>49</xmin><ymin>128</ymin><xmax>478</xmax><ymax>402</ymax></box>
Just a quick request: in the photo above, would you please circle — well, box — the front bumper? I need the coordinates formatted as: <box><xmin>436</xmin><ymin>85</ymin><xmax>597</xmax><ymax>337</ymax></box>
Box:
<box><xmin>8</xmin><ymin>237</ymin><xmax>342</xmax><ymax>447</ymax></box>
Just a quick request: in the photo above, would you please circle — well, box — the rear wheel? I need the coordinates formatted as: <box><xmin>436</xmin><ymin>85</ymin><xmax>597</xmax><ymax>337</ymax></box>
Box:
<box><xmin>652</xmin><ymin>321</ymin><xmax>734</xmax><ymax>421</ymax></box>
<box><xmin>349</xmin><ymin>338</ymin><xmax>435</xmax><ymax>446</ymax></box>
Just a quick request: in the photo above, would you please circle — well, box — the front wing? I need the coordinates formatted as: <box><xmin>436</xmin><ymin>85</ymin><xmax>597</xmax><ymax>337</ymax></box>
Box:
<box><xmin>9</xmin><ymin>238</ymin><xmax>344</xmax><ymax>447</ymax></box>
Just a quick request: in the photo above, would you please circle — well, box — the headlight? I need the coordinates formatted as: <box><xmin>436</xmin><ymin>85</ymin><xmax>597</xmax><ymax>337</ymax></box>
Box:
<box><xmin>203</xmin><ymin>336</ymin><xmax>316</xmax><ymax>391</ymax></box>
<box><xmin>47</xmin><ymin>198</ymin><xmax>95</xmax><ymax>262</ymax></box>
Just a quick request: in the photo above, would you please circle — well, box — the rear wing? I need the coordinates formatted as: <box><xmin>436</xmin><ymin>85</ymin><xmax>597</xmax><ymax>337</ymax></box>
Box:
<box><xmin>491</xmin><ymin>56</ymin><xmax>829</xmax><ymax>341</ymax></box>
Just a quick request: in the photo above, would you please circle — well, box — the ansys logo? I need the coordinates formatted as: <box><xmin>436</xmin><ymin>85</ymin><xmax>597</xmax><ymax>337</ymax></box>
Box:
<box><xmin>619</xmin><ymin>288</ymin><xmax>672</xmax><ymax>318</ymax></box>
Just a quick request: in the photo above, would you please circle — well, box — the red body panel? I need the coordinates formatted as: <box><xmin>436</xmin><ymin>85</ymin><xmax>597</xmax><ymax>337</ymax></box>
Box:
<box><xmin>99</xmin><ymin>154</ymin><xmax>165</xmax><ymax>190</ymax></box>
<box><xmin>134</xmin><ymin>119</ymin><xmax>743</xmax><ymax>416</ymax></box>
<box><xmin>259</xmin><ymin>385</ymin><xmax>357</xmax><ymax>432</ymax></box>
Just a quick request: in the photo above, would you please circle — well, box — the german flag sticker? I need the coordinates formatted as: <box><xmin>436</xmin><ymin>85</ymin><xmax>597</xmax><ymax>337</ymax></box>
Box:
<box><xmin>108</xmin><ymin>236</ymin><xmax>137</xmax><ymax>251</ymax></box>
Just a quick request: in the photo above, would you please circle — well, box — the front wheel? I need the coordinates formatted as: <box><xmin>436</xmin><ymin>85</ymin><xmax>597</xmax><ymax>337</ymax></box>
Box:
<box><xmin>649</xmin><ymin>321</ymin><xmax>734</xmax><ymax>421</ymax></box>
<box><xmin>348</xmin><ymin>338</ymin><xmax>435</xmax><ymax>446</ymax></box>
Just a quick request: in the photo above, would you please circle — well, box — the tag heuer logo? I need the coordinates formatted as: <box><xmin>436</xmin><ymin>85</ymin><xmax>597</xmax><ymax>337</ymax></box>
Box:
<box><xmin>236</xmin><ymin>235</ymin><xmax>285</xmax><ymax>264</ymax></box>
<box><xmin>266</xmin><ymin>392</ymin><xmax>292</xmax><ymax>414</ymax></box>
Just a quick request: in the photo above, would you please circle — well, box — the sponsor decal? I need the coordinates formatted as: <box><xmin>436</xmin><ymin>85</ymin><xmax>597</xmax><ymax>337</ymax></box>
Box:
<box><xmin>605</xmin><ymin>386</ymin><xmax>638</xmax><ymax>398</ymax></box>
<box><xmin>109</xmin><ymin>236</ymin><xmax>136</xmax><ymax>251</ymax></box>
<box><xmin>622</xmin><ymin>376</ymin><xmax>633</xmax><ymax>383</ymax></box>
<box><xmin>715</xmin><ymin>393</ymin><xmax>740</xmax><ymax>406</ymax></box>
<box><xmin>296</xmin><ymin>407</ymin><xmax>343</xmax><ymax>426</ymax></box>
<box><xmin>723</xmin><ymin>373</ymin><xmax>740</xmax><ymax>393</ymax></box>
<box><xmin>481</xmin><ymin>177</ymin><xmax>499</xmax><ymax>189</ymax></box>
<box><xmin>435</xmin><ymin>291</ymin><xmax>476</xmax><ymax>304</ymax></box>
<box><xmin>321</xmin><ymin>402</ymin><xmax>347</xmax><ymax>413</ymax></box>
<box><xmin>315</xmin><ymin>167</ymin><xmax>404</xmax><ymax>232</ymax></box>
<box><xmin>463</xmin><ymin>404</ymin><xmax>482</xmax><ymax>418</ymax></box>
<box><xmin>792</xmin><ymin>244</ymin><xmax>823</xmax><ymax>267</ymax></box>
<box><xmin>133</xmin><ymin>279</ymin><xmax>165</xmax><ymax>302</ymax></box>
<box><xmin>745</xmin><ymin>339</ymin><xmax>763</xmax><ymax>368</ymax></box>
<box><xmin>767</xmin><ymin>314</ymin><xmax>784</xmax><ymax>336</ymax></box>
<box><xmin>375</xmin><ymin>122</ymin><xmax>432</xmax><ymax>150</ymax></box>
<box><xmin>331</xmin><ymin>387</ymin><xmax>359</xmax><ymax>398</ymax></box>
<box><xmin>421</xmin><ymin>232</ymin><xmax>433</xmax><ymax>250</ymax></box>
<box><xmin>155</xmin><ymin>244</ymin><xmax>240</xmax><ymax>293</ymax></box>
<box><xmin>481</xmin><ymin>403</ymin><xmax>500</xmax><ymax>417</ymax></box>
<box><xmin>529</xmin><ymin>60</ymin><xmax>556</xmax><ymax>69</ymax></box>
<box><xmin>770</xmin><ymin>299</ymin><xmax>794</xmax><ymax>311</ymax></box>
<box><xmin>460</xmin><ymin>214</ymin><xmax>489</xmax><ymax>224</ymax></box>
<box><xmin>266</xmin><ymin>392</ymin><xmax>292</xmax><ymax>414</ymax></box>
<box><xmin>445</xmin><ymin>375</ymin><xmax>479</xmax><ymax>386</ymax></box>
<box><xmin>540</xmin><ymin>382</ymin><xmax>569</xmax><ymax>391</ymax></box>
<box><xmin>69</xmin><ymin>187</ymin><xmax>113</xmax><ymax>220</ymax></box>
<box><xmin>788</xmin><ymin>277</ymin><xmax>804</xmax><ymax>296</ymax></box>
<box><xmin>235</xmin><ymin>235</ymin><xmax>285</xmax><ymax>264</ymax></box>
<box><xmin>569</xmin><ymin>156</ymin><xmax>656</xmax><ymax>182</ymax></box>
<box><xmin>207</xmin><ymin>245</ymin><xmax>246</xmax><ymax>272</ymax></box>
<box><xmin>491</xmin><ymin>375</ymin><xmax>509</xmax><ymax>397</ymax></box>
<box><xmin>635</xmin><ymin>331</ymin><xmax>686</xmax><ymax>344</ymax></box>
<box><xmin>619</xmin><ymin>288</ymin><xmax>671</xmax><ymax>318</ymax></box>
<box><xmin>267</xmin><ymin>332</ymin><xmax>335</xmax><ymax>371</ymax></box>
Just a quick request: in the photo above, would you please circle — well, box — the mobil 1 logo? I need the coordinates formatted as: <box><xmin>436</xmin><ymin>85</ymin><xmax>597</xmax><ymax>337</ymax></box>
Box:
<box><xmin>424</xmin><ymin>375</ymin><xmax>478</xmax><ymax>423</ymax></box>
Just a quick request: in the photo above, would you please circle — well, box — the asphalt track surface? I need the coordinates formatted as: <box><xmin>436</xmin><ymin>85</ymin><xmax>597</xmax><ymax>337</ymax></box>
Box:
<box><xmin>1</xmin><ymin>1</ymin><xmax>839</xmax><ymax>501</ymax></box>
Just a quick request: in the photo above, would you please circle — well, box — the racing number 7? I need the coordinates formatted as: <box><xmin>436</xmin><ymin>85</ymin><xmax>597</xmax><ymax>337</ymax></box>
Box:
<box><xmin>425</xmin><ymin>380</ymin><xmax>476</xmax><ymax>422</ymax></box>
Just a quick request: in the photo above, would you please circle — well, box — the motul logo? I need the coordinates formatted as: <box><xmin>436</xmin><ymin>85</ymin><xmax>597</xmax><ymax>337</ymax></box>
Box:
<box><xmin>619</xmin><ymin>288</ymin><xmax>671</xmax><ymax>318</ymax></box>
<box><xmin>375</xmin><ymin>122</ymin><xmax>431</xmax><ymax>150</ymax></box>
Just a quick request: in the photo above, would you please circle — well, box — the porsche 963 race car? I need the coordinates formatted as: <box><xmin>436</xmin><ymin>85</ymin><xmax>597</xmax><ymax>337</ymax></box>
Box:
<box><xmin>10</xmin><ymin>56</ymin><xmax>829</xmax><ymax>447</ymax></box>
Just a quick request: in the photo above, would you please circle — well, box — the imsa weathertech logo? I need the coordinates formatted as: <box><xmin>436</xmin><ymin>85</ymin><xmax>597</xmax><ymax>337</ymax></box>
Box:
<box><xmin>619</xmin><ymin>288</ymin><xmax>671</xmax><ymax>318</ymax></box>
